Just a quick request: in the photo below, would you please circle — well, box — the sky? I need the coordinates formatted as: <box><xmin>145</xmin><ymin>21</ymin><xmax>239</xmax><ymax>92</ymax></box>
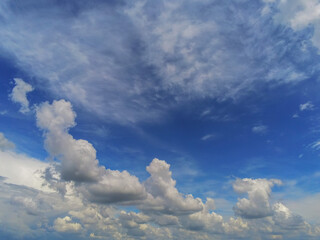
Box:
<box><xmin>1</xmin><ymin>0</ymin><xmax>320</xmax><ymax>239</ymax></box>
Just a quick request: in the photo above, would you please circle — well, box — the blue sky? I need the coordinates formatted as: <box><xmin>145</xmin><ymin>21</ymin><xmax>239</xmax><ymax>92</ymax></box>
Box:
<box><xmin>1</xmin><ymin>0</ymin><xmax>320</xmax><ymax>239</ymax></box>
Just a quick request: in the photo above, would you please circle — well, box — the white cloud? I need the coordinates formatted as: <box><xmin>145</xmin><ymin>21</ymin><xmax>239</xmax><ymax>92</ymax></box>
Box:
<box><xmin>10</xmin><ymin>78</ymin><xmax>33</xmax><ymax>113</ymax></box>
<box><xmin>36</xmin><ymin>99</ymin><xmax>146</xmax><ymax>203</ymax></box>
<box><xmin>0</xmin><ymin>150</ymin><xmax>50</xmax><ymax>191</ymax></box>
<box><xmin>201</xmin><ymin>134</ymin><xmax>214</xmax><ymax>141</ymax></box>
<box><xmin>0</xmin><ymin>0</ymin><xmax>315</xmax><ymax>124</ymax></box>
<box><xmin>141</xmin><ymin>158</ymin><xmax>203</xmax><ymax>215</ymax></box>
<box><xmin>53</xmin><ymin>216</ymin><xmax>82</xmax><ymax>233</ymax></box>
<box><xmin>299</xmin><ymin>101</ymin><xmax>314</xmax><ymax>111</ymax></box>
<box><xmin>36</xmin><ymin>100</ymin><xmax>100</xmax><ymax>182</ymax></box>
<box><xmin>0</xmin><ymin>132</ymin><xmax>15</xmax><ymax>151</ymax></box>
<box><xmin>252</xmin><ymin>125</ymin><xmax>268</xmax><ymax>134</ymax></box>
<box><xmin>233</xmin><ymin>178</ymin><xmax>282</xmax><ymax>219</ymax></box>
<box><xmin>269</xmin><ymin>0</ymin><xmax>320</xmax><ymax>50</ymax></box>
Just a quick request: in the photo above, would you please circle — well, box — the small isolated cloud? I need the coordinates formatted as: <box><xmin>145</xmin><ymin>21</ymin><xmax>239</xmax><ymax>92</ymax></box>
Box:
<box><xmin>299</xmin><ymin>101</ymin><xmax>314</xmax><ymax>111</ymax></box>
<box><xmin>201</xmin><ymin>134</ymin><xmax>215</xmax><ymax>141</ymax></box>
<box><xmin>53</xmin><ymin>216</ymin><xmax>82</xmax><ymax>233</ymax></box>
<box><xmin>201</xmin><ymin>109</ymin><xmax>211</xmax><ymax>117</ymax></box>
<box><xmin>10</xmin><ymin>78</ymin><xmax>34</xmax><ymax>113</ymax></box>
<box><xmin>0</xmin><ymin>132</ymin><xmax>15</xmax><ymax>151</ymax></box>
<box><xmin>311</xmin><ymin>140</ymin><xmax>320</xmax><ymax>150</ymax></box>
<box><xmin>252</xmin><ymin>125</ymin><xmax>268</xmax><ymax>135</ymax></box>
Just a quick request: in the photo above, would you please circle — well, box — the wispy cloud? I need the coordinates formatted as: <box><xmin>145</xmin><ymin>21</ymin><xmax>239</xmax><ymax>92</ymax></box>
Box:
<box><xmin>0</xmin><ymin>0</ymin><xmax>318</xmax><ymax>124</ymax></box>
<box><xmin>201</xmin><ymin>134</ymin><xmax>215</xmax><ymax>141</ymax></box>
<box><xmin>252</xmin><ymin>125</ymin><xmax>268</xmax><ymax>134</ymax></box>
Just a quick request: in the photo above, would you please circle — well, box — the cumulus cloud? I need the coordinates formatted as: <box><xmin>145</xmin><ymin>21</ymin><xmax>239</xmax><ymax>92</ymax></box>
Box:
<box><xmin>80</xmin><ymin>169</ymin><xmax>146</xmax><ymax>204</ymax></box>
<box><xmin>36</xmin><ymin>99</ymin><xmax>146</xmax><ymax>203</ymax></box>
<box><xmin>53</xmin><ymin>216</ymin><xmax>82</xmax><ymax>233</ymax></box>
<box><xmin>10</xmin><ymin>78</ymin><xmax>33</xmax><ymax>113</ymax></box>
<box><xmin>272</xmin><ymin>202</ymin><xmax>305</xmax><ymax>230</ymax></box>
<box><xmin>0</xmin><ymin>132</ymin><xmax>15</xmax><ymax>151</ymax></box>
<box><xmin>233</xmin><ymin>178</ymin><xmax>282</xmax><ymax>219</ymax></box>
<box><xmin>0</xmin><ymin>138</ymin><xmax>319</xmax><ymax>239</ymax></box>
<box><xmin>36</xmin><ymin>100</ymin><xmax>100</xmax><ymax>182</ymax></box>
<box><xmin>141</xmin><ymin>158</ymin><xmax>203</xmax><ymax>215</ymax></box>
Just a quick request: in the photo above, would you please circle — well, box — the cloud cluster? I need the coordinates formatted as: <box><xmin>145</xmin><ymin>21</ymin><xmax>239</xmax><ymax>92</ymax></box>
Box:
<box><xmin>1</xmin><ymin>96</ymin><xmax>319</xmax><ymax>239</ymax></box>
<box><xmin>1</xmin><ymin>129</ymin><xmax>319</xmax><ymax>239</ymax></box>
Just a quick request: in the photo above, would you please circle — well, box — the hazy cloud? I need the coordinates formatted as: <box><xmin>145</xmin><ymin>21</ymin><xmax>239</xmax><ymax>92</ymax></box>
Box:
<box><xmin>0</xmin><ymin>132</ymin><xmax>15</xmax><ymax>151</ymax></box>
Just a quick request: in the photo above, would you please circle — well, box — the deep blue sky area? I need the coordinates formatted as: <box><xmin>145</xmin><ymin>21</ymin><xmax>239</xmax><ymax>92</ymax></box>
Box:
<box><xmin>1</xmin><ymin>0</ymin><xmax>320</xmax><ymax>239</ymax></box>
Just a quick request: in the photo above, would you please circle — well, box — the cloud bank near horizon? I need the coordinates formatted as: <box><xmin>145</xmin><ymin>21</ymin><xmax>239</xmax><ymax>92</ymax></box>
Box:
<box><xmin>1</xmin><ymin>80</ymin><xmax>319</xmax><ymax>239</ymax></box>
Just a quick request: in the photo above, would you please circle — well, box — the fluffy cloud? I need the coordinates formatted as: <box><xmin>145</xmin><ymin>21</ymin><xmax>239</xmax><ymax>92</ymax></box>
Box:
<box><xmin>0</xmin><ymin>132</ymin><xmax>15</xmax><ymax>151</ymax></box>
<box><xmin>0</xmin><ymin>137</ymin><xmax>319</xmax><ymax>239</ymax></box>
<box><xmin>80</xmin><ymin>169</ymin><xmax>146</xmax><ymax>204</ymax></box>
<box><xmin>10</xmin><ymin>78</ymin><xmax>33</xmax><ymax>113</ymax></box>
<box><xmin>53</xmin><ymin>216</ymin><xmax>82</xmax><ymax>233</ymax></box>
<box><xmin>141</xmin><ymin>158</ymin><xmax>203</xmax><ymax>215</ymax></box>
<box><xmin>36</xmin><ymin>100</ymin><xmax>100</xmax><ymax>182</ymax></box>
<box><xmin>0</xmin><ymin>150</ymin><xmax>50</xmax><ymax>191</ymax></box>
<box><xmin>233</xmin><ymin>178</ymin><xmax>282</xmax><ymax>219</ymax></box>
<box><xmin>272</xmin><ymin>202</ymin><xmax>305</xmax><ymax>230</ymax></box>
<box><xmin>36</xmin><ymin>99</ymin><xmax>146</xmax><ymax>203</ymax></box>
